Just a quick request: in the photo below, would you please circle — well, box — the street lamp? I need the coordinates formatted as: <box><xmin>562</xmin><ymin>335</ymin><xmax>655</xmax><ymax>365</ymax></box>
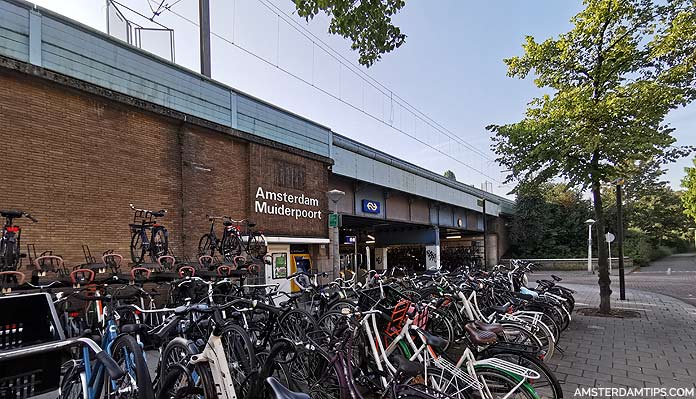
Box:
<box><xmin>326</xmin><ymin>190</ymin><xmax>345</xmax><ymax>278</ymax></box>
<box><xmin>585</xmin><ymin>219</ymin><xmax>596</xmax><ymax>273</ymax></box>
<box><xmin>689</xmin><ymin>228</ymin><xmax>696</xmax><ymax>250</ymax></box>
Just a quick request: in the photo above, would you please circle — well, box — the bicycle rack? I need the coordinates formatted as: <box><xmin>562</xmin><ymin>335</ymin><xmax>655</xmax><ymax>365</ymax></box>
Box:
<box><xmin>157</xmin><ymin>255</ymin><xmax>176</xmax><ymax>272</ymax></box>
<box><xmin>102</xmin><ymin>252</ymin><xmax>123</xmax><ymax>274</ymax></box>
<box><xmin>0</xmin><ymin>270</ymin><xmax>25</xmax><ymax>293</ymax></box>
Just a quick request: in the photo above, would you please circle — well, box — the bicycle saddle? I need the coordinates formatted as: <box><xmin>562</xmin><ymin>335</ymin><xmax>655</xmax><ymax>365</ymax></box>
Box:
<box><xmin>390</xmin><ymin>354</ymin><xmax>423</xmax><ymax>378</ymax></box>
<box><xmin>266</xmin><ymin>377</ymin><xmax>309</xmax><ymax>399</ymax></box>
<box><xmin>418</xmin><ymin>329</ymin><xmax>449</xmax><ymax>352</ymax></box>
<box><xmin>0</xmin><ymin>210</ymin><xmax>22</xmax><ymax>218</ymax></box>
<box><xmin>473</xmin><ymin>320</ymin><xmax>504</xmax><ymax>335</ymax></box>
<box><xmin>120</xmin><ymin>323</ymin><xmax>151</xmax><ymax>334</ymax></box>
<box><xmin>551</xmin><ymin>274</ymin><xmax>562</xmax><ymax>282</ymax></box>
<box><xmin>151</xmin><ymin>210</ymin><xmax>166</xmax><ymax>218</ymax></box>
<box><xmin>223</xmin><ymin>220</ymin><xmax>234</xmax><ymax>226</ymax></box>
<box><xmin>490</xmin><ymin>304</ymin><xmax>511</xmax><ymax>314</ymax></box>
<box><xmin>464</xmin><ymin>323</ymin><xmax>498</xmax><ymax>345</ymax></box>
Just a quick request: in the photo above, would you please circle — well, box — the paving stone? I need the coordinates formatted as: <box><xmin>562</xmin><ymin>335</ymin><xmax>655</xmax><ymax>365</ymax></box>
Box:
<box><xmin>546</xmin><ymin>280</ymin><xmax>696</xmax><ymax>392</ymax></box>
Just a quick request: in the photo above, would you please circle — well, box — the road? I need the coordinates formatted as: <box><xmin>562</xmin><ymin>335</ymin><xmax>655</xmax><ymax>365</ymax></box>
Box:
<box><xmin>533</xmin><ymin>252</ymin><xmax>696</xmax><ymax>307</ymax></box>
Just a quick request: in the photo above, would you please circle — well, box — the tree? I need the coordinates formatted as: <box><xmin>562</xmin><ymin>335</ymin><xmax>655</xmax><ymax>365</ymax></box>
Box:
<box><xmin>294</xmin><ymin>0</ymin><xmax>406</xmax><ymax>67</ymax></box>
<box><xmin>509</xmin><ymin>183</ymin><xmax>592</xmax><ymax>258</ymax></box>
<box><xmin>682</xmin><ymin>158</ymin><xmax>696</xmax><ymax>223</ymax></box>
<box><xmin>444</xmin><ymin>170</ymin><xmax>457</xmax><ymax>180</ymax></box>
<box><xmin>488</xmin><ymin>0</ymin><xmax>696</xmax><ymax>313</ymax></box>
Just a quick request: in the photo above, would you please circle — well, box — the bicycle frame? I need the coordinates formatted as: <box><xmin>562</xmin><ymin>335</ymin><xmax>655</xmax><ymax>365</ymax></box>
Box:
<box><xmin>361</xmin><ymin>310</ymin><xmax>539</xmax><ymax>399</ymax></box>
<box><xmin>189</xmin><ymin>333</ymin><xmax>239</xmax><ymax>399</ymax></box>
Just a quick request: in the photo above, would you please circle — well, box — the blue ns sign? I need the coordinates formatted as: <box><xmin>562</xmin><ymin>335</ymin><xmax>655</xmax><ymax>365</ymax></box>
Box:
<box><xmin>362</xmin><ymin>199</ymin><xmax>381</xmax><ymax>214</ymax></box>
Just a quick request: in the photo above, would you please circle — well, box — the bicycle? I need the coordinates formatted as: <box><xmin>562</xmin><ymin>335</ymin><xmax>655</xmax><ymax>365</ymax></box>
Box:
<box><xmin>129</xmin><ymin>204</ymin><xmax>169</xmax><ymax>265</ymax></box>
<box><xmin>0</xmin><ymin>275</ymin><xmax>140</xmax><ymax>399</ymax></box>
<box><xmin>0</xmin><ymin>209</ymin><xmax>37</xmax><ymax>271</ymax></box>
<box><xmin>198</xmin><ymin>215</ymin><xmax>241</xmax><ymax>261</ymax></box>
<box><xmin>227</xmin><ymin>219</ymin><xmax>268</xmax><ymax>260</ymax></box>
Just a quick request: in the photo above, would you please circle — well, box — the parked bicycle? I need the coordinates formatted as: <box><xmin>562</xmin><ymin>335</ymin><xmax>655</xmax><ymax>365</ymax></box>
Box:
<box><xmin>0</xmin><ymin>209</ymin><xmax>37</xmax><ymax>271</ymax></box>
<box><xmin>198</xmin><ymin>217</ymin><xmax>267</xmax><ymax>261</ymax></box>
<box><xmin>129</xmin><ymin>204</ymin><xmax>169</xmax><ymax>265</ymax></box>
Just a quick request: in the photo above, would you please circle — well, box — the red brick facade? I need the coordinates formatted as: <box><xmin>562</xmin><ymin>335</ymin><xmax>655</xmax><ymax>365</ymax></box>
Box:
<box><xmin>0</xmin><ymin>68</ymin><xmax>329</xmax><ymax>266</ymax></box>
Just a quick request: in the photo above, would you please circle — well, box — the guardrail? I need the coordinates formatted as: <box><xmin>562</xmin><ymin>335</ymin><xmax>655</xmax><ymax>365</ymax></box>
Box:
<box><xmin>500</xmin><ymin>258</ymin><xmax>634</xmax><ymax>271</ymax></box>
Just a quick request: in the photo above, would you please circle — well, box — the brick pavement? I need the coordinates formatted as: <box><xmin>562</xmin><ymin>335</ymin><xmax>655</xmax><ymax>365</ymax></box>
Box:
<box><xmin>534</xmin><ymin>253</ymin><xmax>696</xmax><ymax>307</ymax></box>
<box><xmin>548</xmin><ymin>283</ymin><xmax>696</xmax><ymax>397</ymax></box>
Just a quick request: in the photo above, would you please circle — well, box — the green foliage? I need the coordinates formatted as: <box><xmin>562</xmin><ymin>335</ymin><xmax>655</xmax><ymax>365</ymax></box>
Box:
<box><xmin>294</xmin><ymin>0</ymin><xmax>406</xmax><ymax>67</ymax></box>
<box><xmin>488</xmin><ymin>0</ymin><xmax>696</xmax><ymax>311</ymax></box>
<box><xmin>681</xmin><ymin>158</ymin><xmax>696</xmax><ymax>222</ymax></box>
<box><xmin>443</xmin><ymin>170</ymin><xmax>457</xmax><ymax>180</ymax></box>
<box><xmin>508</xmin><ymin>183</ymin><xmax>592</xmax><ymax>258</ymax></box>
<box><xmin>488</xmin><ymin>0</ymin><xmax>695</xmax><ymax>192</ymax></box>
<box><xmin>623</xmin><ymin>229</ymin><xmax>654</xmax><ymax>266</ymax></box>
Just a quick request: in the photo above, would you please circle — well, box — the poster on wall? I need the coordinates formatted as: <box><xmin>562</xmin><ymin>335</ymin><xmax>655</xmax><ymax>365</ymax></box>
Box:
<box><xmin>272</xmin><ymin>253</ymin><xmax>288</xmax><ymax>279</ymax></box>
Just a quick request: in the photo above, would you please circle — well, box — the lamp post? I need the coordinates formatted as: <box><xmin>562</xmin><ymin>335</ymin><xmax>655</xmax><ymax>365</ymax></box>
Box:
<box><xmin>689</xmin><ymin>228</ymin><xmax>696</xmax><ymax>251</ymax></box>
<box><xmin>611</xmin><ymin>178</ymin><xmax>626</xmax><ymax>300</ymax></box>
<box><xmin>585</xmin><ymin>219</ymin><xmax>596</xmax><ymax>273</ymax></box>
<box><xmin>327</xmin><ymin>189</ymin><xmax>345</xmax><ymax>279</ymax></box>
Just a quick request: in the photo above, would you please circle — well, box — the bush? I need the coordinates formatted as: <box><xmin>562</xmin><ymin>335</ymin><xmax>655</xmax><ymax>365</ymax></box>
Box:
<box><xmin>623</xmin><ymin>230</ymin><xmax>653</xmax><ymax>266</ymax></box>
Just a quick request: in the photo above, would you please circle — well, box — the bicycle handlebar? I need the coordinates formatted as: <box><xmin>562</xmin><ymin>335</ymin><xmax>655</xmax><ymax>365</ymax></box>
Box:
<box><xmin>129</xmin><ymin>204</ymin><xmax>167</xmax><ymax>215</ymax></box>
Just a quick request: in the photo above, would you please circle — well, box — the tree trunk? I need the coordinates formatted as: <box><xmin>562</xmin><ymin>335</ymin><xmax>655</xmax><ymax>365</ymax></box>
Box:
<box><xmin>591</xmin><ymin>180</ymin><xmax>612</xmax><ymax>313</ymax></box>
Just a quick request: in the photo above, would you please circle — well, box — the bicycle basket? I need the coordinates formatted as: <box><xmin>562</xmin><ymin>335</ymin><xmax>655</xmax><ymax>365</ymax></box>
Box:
<box><xmin>383</xmin><ymin>299</ymin><xmax>412</xmax><ymax>338</ymax></box>
<box><xmin>0</xmin><ymin>293</ymin><xmax>65</xmax><ymax>398</ymax></box>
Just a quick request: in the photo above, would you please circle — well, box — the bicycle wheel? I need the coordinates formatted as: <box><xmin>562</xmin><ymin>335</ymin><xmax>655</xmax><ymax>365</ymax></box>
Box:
<box><xmin>474</xmin><ymin>366</ymin><xmax>539</xmax><ymax>399</ymax></box>
<box><xmin>198</xmin><ymin>234</ymin><xmax>214</xmax><ymax>257</ymax></box>
<box><xmin>130</xmin><ymin>232</ymin><xmax>146</xmax><ymax>265</ymax></box>
<box><xmin>288</xmin><ymin>348</ymin><xmax>340</xmax><ymax>399</ymax></box>
<box><xmin>278</xmin><ymin>309</ymin><xmax>318</xmax><ymax>343</ymax></box>
<box><xmin>393</xmin><ymin>383</ymin><xmax>461</xmax><ymax>399</ymax></box>
<box><xmin>107</xmin><ymin>334</ymin><xmax>154</xmax><ymax>399</ymax></box>
<box><xmin>160</xmin><ymin>337</ymin><xmax>195</xmax><ymax>378</ymax></box>
<box><xmin>326</xmin><ymin>298</ymin><xmax>358</xmax><ymax>314</ymax></box>
<box><xmin>59</xmin><ymin>361</ymin><xmax>85</xmax><ymax>399</ymax></box>
<box><xmin>427</xmin><ymin>310</ymin><xmax>454</xmax><ymax>352</ymax></box>
<box><xmin>499</xmin><ymin>323</ymin><xmax>543</xmax><ymax>351</ymax></box>
<box><xmin>0</xmin><ymin>238</ymin><xmax>19</xmax><ymax>271</ymax></box>
<box><xmin>513</xmin><ymin>316</ymin><xmax>556</xmax><ymax>360</ymax></box>
<box><xmin>158</xmin><ymin>362</ymin><xmax>217</xmax><ymax>399</ymax></box>
<box><xmin>221</xmin><ymin>234</ymin><xmax>242</xmax><ymax>260</ymax></box>
<box><xmin>220</xmin><ymin>324</ymin><xmax>257</xmax><ymax>396</ymax></box>
<box><xmin>425</xmin><ymin>364</ymin><xmax>477</xmax><ymax>399</ymax></box>
<box><xmin>487</xmin><ymin>352</ymin><xmax>563</xmax><ymax>399</ymax></box>
<box><xmin>151</xmin><ymin>227</ymin><xmax>169</xmax><ymax>259</ymax></box>
<box><xmin>247</xmin><ymin>233</ymin><xmax>267</xmax><ymax>259</ymax></box>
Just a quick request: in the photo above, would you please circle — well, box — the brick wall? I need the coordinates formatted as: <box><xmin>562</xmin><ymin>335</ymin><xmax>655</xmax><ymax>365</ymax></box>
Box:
<box><xmin>248</xmin><ymin>143</ymin><xmax>329</xmax><ymax>238</ymax></box>
<box><xmin>0</xmin><ymin>68</ymin><xmax>329</xmax><ymax>267</ymax></box>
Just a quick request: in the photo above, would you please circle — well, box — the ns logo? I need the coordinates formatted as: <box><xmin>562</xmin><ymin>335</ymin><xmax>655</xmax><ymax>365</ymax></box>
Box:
<box><xmin>362</xmin><ymin>199</ymin><xmax>381</xmax><ymax>214</ymax></box>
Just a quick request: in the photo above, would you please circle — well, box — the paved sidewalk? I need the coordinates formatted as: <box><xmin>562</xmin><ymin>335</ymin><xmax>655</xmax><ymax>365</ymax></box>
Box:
<box><xmin>548</xmin><ymin>283</ymin><xmax>696</xmax><ymax>396</ymax></box>
<box><xmin>534</xmin><ymin>253</ymin><xmax>696</xmax><ymax>306</ymax></box>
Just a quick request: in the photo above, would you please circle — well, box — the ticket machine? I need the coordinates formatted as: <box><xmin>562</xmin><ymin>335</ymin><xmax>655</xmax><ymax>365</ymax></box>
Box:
<box><xmin>265</xmin><ymin>244</ymin><xmax>313</xmax><ymax>293</ymax></box>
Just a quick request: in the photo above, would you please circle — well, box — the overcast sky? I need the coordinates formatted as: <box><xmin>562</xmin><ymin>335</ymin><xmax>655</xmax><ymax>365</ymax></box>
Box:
<box><xmin>31</xmin><ymin>0</ymin><xmax>696</xmax><ymax>198</ymax></box>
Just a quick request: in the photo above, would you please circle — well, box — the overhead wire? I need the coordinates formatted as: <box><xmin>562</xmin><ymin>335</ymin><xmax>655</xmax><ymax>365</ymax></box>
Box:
<box><xmin>145</xmin><ymin>0</ymin><xmax>501</xmax><ymax>182</ymax></box>
<box><xmin>255</xmin><ymin>0</ymin><xmax>494</xmax><ymax>162</ymax></box>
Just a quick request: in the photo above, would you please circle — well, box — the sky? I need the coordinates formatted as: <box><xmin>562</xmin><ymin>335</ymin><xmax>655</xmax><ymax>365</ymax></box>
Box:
<box><xmin>30</xmin><ymin>0</ymin><xmax>696</xmax><ymax>198</ymax></box>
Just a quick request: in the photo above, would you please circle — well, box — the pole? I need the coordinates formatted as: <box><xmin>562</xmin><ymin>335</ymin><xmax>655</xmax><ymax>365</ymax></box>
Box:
<box><xmin>354</xmin><ymin>237</ymin><xmax>357</xmax><ymax>275</ymax></box>
<box><xmin>198</xmin><ymin>0</ymin><xmax>212</xmax><ymax>77</ymax></box>
<box><xmin>482</xmin><ymin>199</ymin><xmax>487</xmax><ymax>270</ymax></box>
<box><xmin>331</xmin><ymin>204</ymin><xmax>340</xmax><ymax>280</ymax></box>
<box><xmin>608</xmin><ymin>241</ymin><xmax>612</xmax><ymax>274</ymax></box>
<box><xmin>617</xmin><ymin>184</ymin><xmax>626</xmax><ymax>300</ymax></box>
<box><xmin>587</xmin><ymin>224</ymin><xmax>593</xmax><ymax>273</ymax></box>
